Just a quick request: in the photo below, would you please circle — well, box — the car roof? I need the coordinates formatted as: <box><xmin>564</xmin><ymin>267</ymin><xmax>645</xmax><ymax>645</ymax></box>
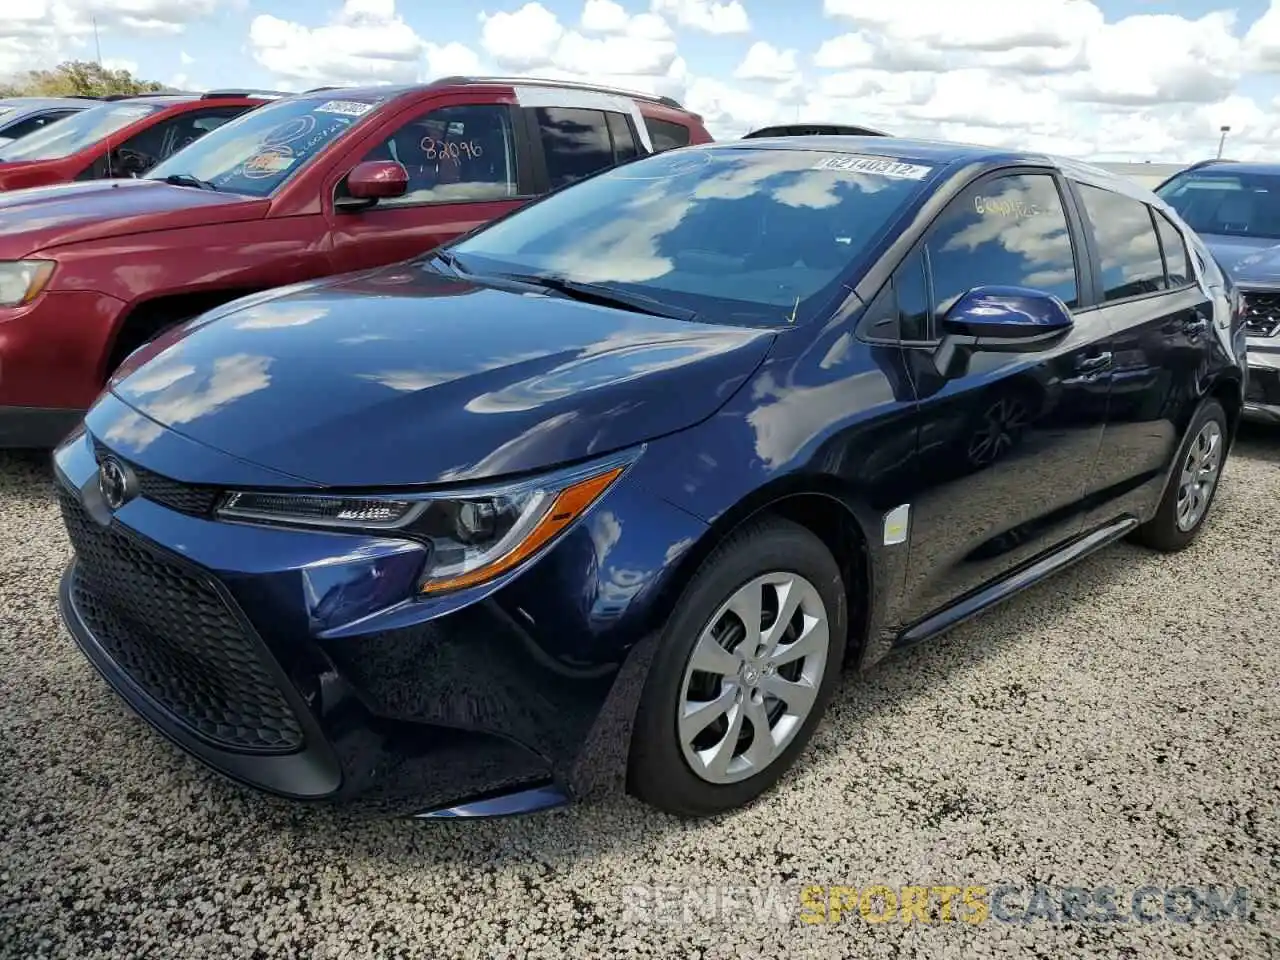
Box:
<box><xmin>709</xmin><ymin>135</ymin><xmax>1162</xmax><ymax>203</ymax></box>
<box><xmin>282</xmin><ymin>76</ymin><xmax>696</xmax><ymax>115</ymax></box>
<box><xmin>1181</xmin><ymin>159</ymin><xmax>1280</xmax><ymax>176</ymax></box>
<box><xmin>0</xmin><ymin>97</ymin><xmax>94</xmax><ymax>110</ymax></box>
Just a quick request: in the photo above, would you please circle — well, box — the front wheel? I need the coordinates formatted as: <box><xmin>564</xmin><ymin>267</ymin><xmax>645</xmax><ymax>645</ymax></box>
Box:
<box><xmin>1133</xmin><ymin>398</ymin><xmax>1229</xmax><ymax>552</ymax></box>
<box><xmin>628</xmin><ymin>517</ymin><xmax>847</xmax><ymax>817</ymax></box>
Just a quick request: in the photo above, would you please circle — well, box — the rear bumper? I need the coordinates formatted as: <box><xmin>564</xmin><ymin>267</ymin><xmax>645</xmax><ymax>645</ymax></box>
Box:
<box><xmin>52</xmin><ymin>419</ymin><xmax>702</xmax><ymax>817</ymax></box>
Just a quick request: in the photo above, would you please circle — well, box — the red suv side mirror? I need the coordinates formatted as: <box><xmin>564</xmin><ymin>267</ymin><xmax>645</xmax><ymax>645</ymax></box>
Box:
<box><xmin>347</xmin><ymin>160</ymin><xmax>408</xmax><ymax>200</ymax></box>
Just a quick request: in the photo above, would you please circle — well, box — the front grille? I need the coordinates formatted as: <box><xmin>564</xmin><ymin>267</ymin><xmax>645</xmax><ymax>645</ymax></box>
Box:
<box><xmin>1241</xmin><ymin>292</ymin><xmax>1280</xmax><ymax>338</ymax></box>
<box><xmin>91</xmin><ymin>440</ymin><xmax>222</xmax><ymax>516</ymax></box>
<box><xmin>59</xmin><ymin>487</ymin><xmax>304</xmax><ymax>754</ymax></box>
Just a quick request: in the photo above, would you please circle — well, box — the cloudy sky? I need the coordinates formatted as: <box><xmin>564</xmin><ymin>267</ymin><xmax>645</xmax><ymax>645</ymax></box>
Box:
<box><xmin>4</xmin><ymin>0</ymin><xmax>1280</xmax><ymax>161</ymax></box>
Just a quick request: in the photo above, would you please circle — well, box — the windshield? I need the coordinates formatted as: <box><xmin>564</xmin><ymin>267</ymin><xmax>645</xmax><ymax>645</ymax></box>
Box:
<box><xmin>0</xmin><ymin>102</ymin><xmax>158</xmax><ymax>162</ymax></box>
<box><xmin>1157</xmin><ymin>171</ymin><xmax>1280</xmax><ymax>241</ymax></box>
<box><xmin>447</xmin><ymin>146</ymin><xmax>933</xmax><ymax>325</ymax></box>
<box><xmin>145</xmin><ymin>95</ymin><xmax>384</xmax><ymax>196</ymax></box>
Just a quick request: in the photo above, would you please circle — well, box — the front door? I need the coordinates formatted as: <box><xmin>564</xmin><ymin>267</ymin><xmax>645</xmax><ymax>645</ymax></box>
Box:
<box><xmin>327</xmin><ymin>99</ymin><xmax>532</xmax><ymax>273</ymax></box>
<box><xmin>896</xmin><ymin>169</ymin><xmax>1114</xmax><ymax>623</ymax></box>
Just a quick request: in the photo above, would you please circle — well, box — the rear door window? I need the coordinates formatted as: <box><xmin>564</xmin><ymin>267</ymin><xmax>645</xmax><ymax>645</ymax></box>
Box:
<box><xmin>533</xmin><ymin>107</ymin><xmax>632</xmax><ymax>188</ymax></box>
<box><xmin>605</xmin><ymin>112</ymin><xmax>639</xmax><ymax>163</ymax></box>
<box><xmin>1075</xmin><ymin>183</ymin><xmax>1166</xmax><ymax>301</ymax></box>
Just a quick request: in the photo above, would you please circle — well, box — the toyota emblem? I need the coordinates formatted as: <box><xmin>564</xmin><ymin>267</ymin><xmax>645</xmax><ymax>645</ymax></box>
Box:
<box><xmin>98</xmin><ymin>457</ymin><xmax>136</xmax><ymax>511</ymax></box>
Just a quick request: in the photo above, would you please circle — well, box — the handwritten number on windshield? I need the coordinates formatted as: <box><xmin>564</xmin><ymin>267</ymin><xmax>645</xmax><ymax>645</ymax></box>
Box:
<box><xmin>421</xmin><ymin>137</ymin><xmax>482</xmax><ymax>160</ymax></box>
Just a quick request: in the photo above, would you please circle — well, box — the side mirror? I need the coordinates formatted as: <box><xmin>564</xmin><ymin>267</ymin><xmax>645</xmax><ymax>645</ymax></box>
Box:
<box><xmin>941</xmin><ymin>285</ymin><xmax>1073</xmax><ymax>342</ymax></box>
<box><xmin>342</xmin><ymin>160</ymin><xmax>408</xmax><ymax>207</ymax></box>
<box><xmin>933</xmin><ymin>285</ymin><xmax>1073</xmax><ymax>377</ymax></box>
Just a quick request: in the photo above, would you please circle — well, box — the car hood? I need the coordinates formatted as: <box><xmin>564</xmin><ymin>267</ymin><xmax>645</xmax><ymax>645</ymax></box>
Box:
<box><xmin>0</xmin><ymin>178</ymin><xmax>266</xmax><ymax>253</ymax></box>
<box><xmin>1199</xmin><ymin>233</ymin><xmax>1280</xmax><ymax>280</ymax></box>
<box><xmin>104</xmin><ymin>264</ymin><xmax>777</xmax><ymax>487</ymax></box>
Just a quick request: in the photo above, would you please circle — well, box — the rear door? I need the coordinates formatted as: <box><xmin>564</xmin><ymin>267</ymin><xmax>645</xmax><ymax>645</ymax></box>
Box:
<box><xmin>892</xmin><ymin>168</ymin><xmax>1114</xmax><ymax>623</ymax></box>
<box><xmin>1069</xmin><ymin>181</ymin><xmax>1216</xmax><ymax>530</ymax></box>
<box><xmin>326</xmin><ymin>95</ymin><xmax>534</xmax><ymax>273</ymax></box>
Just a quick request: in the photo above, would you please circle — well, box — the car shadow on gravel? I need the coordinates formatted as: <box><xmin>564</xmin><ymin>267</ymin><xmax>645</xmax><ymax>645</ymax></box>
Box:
<box><xmin>173</xmin><ymin>538</ymin><xmax>1149</xmax><ymax>872</ymax></box>
<box><xmin>1232</xmin><ymin>423</ymin><xmax>1279</xmax><ymax>463</ymax></box>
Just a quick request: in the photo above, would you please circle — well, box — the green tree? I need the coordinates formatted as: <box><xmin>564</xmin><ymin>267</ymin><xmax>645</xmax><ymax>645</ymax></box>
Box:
<box><xmin>0</xmin><ymin>60</ymin><xmax>166</xmax><ymax>98</ymax></box>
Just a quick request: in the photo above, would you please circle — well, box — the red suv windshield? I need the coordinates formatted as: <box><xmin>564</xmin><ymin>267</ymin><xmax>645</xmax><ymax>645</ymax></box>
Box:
<box><xmin>0</xmin><ymin>102</ymin><xmax>160</xmax><ymax>162</ymax></box>
<box><xmin>144</xmin><ymin>95</ymin><xmax>386</xmax><ymax>196</ymax></box>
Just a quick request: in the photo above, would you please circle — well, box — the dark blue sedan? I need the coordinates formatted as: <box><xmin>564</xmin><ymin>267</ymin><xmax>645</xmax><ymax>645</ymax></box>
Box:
<box><xmin>54</xmin><ymin>138</ymin><xmax>1248</xmax><ymax>819</ymax></box>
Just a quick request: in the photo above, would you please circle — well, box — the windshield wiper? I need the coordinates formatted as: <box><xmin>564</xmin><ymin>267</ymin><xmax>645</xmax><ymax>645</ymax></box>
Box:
<box><xmin>160</xmin><ymin>173</ymin><xmax>218</xmax><ymax>191</ymax></box>
<box><xmin>495</xmin><ymin>272</ymin><xmax>697</xmax><ymax>321</ymax></box>
<box><xmin>428</xmin><ymin>249</ymin><xmax>470</xmax><ymax>275</ymax></box>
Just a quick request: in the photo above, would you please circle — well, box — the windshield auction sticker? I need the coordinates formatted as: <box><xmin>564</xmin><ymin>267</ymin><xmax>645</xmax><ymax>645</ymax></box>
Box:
<box><xmin>315</xmin><ymin>100</ymin><xmax>374</xmax><ymax>117</ymax></box>
<box><xmin>811</xmin><ymin>154</ymin><xmax>933</xmax><ymax>180</ymax></box>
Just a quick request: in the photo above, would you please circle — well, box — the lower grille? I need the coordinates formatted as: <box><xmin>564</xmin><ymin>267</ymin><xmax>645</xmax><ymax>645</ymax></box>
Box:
<box><xmin>1246</xmin><ymin>367</ymin><xmax>1280</xmax><ymax>405</ymax></box>
<box><xmin>59</xmin><ymin>487</ymin><xmax>304</xmax><ymax>754</ymax></box>
<box><xmin>1241</xmin><ymin>292</ymin><xmax>1280</xmax><ymax>338</ymax></box>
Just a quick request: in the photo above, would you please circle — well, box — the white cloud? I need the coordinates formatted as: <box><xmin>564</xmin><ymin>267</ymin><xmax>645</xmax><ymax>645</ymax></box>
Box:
<box><xmin>10</xmin><ymin>0</ymin><xmax>1280</xmax><ymax>167</ymax></box>
<box><xmin>249</xmin><ymin>0</ymin><xmax>427</xmax><ymax>84</ymax></box>
<box><xmin>650</xmin><ymin>0</ymin><xmax>749</xmax><ymax>34</ymax></box>
<box><xmin>477</xmin><ymin>1</ymin><xmax>682</xmax><ymax>98</ymax></box>
<box><xmin>734</xmin><ymin>42</ymin><xmax>799</xmax><ymax>83</ymax></box>
<box><xmin>0</xmin><ymin>0</ymin><xmax>223</xmax><ymax>76</ymax></box>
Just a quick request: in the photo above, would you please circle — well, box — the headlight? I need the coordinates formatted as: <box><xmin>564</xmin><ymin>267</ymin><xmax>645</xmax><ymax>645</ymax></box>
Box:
<box><xmin>216</xmin><ymin>453</ymin><xmax>635</xmax><ymax>595</ymax></box>
<box><xmin>0</xmin><ymin>260</ymin><xmax>55</xmax><ymax>307</ymax></box>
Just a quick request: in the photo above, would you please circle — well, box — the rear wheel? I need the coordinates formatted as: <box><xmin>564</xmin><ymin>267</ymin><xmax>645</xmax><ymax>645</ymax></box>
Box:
<box><xmin>1133</xmin><ymin>398</ymin><xmax>1228</xmax><ymax>552</ymax></box>
<box><xmin>628</xmin><ymin>517</ymin><xmax>846</xmax><ymax>817</ymax></box>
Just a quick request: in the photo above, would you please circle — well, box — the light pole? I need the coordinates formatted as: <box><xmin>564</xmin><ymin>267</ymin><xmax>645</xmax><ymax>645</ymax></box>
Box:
<box><xmin>1217</xmin><ymin>125</ymin><xmax>1231</xmax><ymax>159</ymax></box>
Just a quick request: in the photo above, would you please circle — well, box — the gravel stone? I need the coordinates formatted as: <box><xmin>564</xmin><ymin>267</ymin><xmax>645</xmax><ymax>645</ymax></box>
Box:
<box><xmin>1</xmin><ymin>433</ymin><xmax>1277</xmax><ymax>959</ymax></box>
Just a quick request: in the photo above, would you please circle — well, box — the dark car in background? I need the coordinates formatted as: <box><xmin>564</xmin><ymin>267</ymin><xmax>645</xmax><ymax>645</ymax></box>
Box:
<box><xmin>1156</xmin><ymin>160</ymin><xmax>1280</xmax><ymax>424</ymax></box>
<box><xmin>54</xmin><ymin>138</ymin><xmax>1245</xmax><ymax>820</ymax></box>
<box><xmin>0</xmin><ymin>77</ymin><xmax>711</xmax><ymax>448</ymax></box>
<box><xmin>0</xmin><ymin>97</ymin><xmax>95</xmax><ymax>147</ymax></box>
<box><xmin>0</xmin><ymin>91</ymin><xmax>275</xmax><ymax>190</ymax></box>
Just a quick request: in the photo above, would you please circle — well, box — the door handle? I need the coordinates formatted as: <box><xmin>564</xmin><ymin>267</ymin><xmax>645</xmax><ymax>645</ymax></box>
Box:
<box><xmin>1077</xmin><ymin>352</ymin><xmax>1113</xmax><ymax>372</ymax></box>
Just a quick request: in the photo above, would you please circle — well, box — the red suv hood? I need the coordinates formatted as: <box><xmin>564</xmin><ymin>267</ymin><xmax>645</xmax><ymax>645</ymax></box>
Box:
<box><xmin>0</xmin><ymin>179</ymin><xmax>267</xmax><ymax>256</ymax></box>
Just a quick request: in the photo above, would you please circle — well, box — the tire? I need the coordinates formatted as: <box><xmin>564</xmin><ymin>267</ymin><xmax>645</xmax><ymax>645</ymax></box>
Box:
<box><xmin>1132</xmin><ymin>398</ymin><xmax>1228</xmax><ymax>552</ymax></box>
<box><xmin>628</xmin><ymin>516</ymin><xmax>847</xmax><ymax>817</ymax></box>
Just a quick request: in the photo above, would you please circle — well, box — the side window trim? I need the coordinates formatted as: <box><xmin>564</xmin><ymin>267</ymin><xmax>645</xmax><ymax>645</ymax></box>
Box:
<box><xmin>341</xmin><ymin>102</ymin><xmax>529</xmax><ymax>212</ymax></box>
<box><xmin>1151</xmin><ymin>206</ymin><xmax>1194</xmax><ymax>292</ymax></box>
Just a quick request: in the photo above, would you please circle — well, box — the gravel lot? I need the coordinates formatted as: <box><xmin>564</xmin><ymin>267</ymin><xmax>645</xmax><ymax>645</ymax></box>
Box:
<box><xmin>1</xmin><ymin>432</ymin><xmax>1277</xmax><ymax>959</ymax></box>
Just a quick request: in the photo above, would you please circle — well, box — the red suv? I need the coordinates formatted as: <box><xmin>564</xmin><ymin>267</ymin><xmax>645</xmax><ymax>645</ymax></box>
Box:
<box><xmin>0</xmin><ymin>91</ymin><xmax>278</xmax><ymax>190</ymax></box>
<box><xmin>0</xmin><ymin>77</ymin><xmax>711</xmax><ymax>447</ymax></box>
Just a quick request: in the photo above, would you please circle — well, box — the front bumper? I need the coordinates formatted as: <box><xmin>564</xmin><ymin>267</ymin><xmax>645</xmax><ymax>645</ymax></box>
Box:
<box><xmin>1244</xmin><ymin>338</ymin><xmax>1280</xmax><ymax>425</ymax></box>
<box><xmin>0</xmin><ymin>290</ymin><xmax>127</xmax><ymax>447</ymax></box>
<box><xmin>53</xmin><ymin>419</ymin><xmax>705</xmax><ymax>817</ymax></box>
